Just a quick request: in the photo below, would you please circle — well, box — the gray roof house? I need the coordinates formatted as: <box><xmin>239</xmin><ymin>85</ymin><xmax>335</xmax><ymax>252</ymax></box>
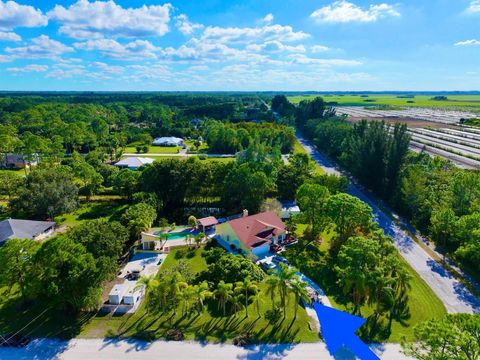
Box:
<box><xmin>0</xmin><ymin>219</ymin><xmax>55</xmax><ymax>244</ymax></box>
<box><xmin>152</xmin><ymin>137</ymin><xmax>184</xmax><ymax>147</ymax></box>
<box><xmin>114</xmin><ymin>156</ymin><xmax>155</xmax><ymax>170</ymax></box>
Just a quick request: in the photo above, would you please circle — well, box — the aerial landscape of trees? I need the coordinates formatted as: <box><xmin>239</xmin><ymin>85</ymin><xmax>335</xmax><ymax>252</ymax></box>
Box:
<box><xmin>0</xmin><ymin>92</ymin><xmax>478</xmax><ymax>349</ymax></box>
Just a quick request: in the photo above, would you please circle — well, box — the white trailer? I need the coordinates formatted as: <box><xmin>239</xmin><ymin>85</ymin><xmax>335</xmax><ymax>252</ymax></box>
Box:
<box><xmin>108</xmin><ymin>283</ymin><xmax>128</xmax><ymax>305</ymax></box>
<box><xmin>123</xmin><ymin>285</ymin><xmax>145</xmax><ymax>305</ymax></box>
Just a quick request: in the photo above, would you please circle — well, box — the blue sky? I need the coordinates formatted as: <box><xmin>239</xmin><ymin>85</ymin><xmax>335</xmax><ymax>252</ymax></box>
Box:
<box><xmin>0</xmin><ymin>0</ymin><xmax>479</xmax><ymax>91</ymax></box>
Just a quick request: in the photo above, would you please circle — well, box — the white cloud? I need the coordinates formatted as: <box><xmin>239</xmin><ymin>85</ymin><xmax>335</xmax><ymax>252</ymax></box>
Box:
<box><xmin>160</xmin><ymin>38</ymin><xmax>257</xmax><ymax>62</ymax></box>
<box><xmin>262</xmin><ymin>13</ymin><xmax>274</xmax><ymax>24</ymax></box>
<box><xmin>90</xmin><ymin>61</ymin><xmax>124</xmax><ymax>74</ymax></box>
<box><xmin>201</xmin><ymin>24</ymin><xmax>309</xmax><ymax>44</ymax></box>
<box><xmin>466</xmin><ymin>1</ymin><xmax>480</xmax><ymax>14</ymax></box>
<box><xmin>0</xmin><ymin>31</ymin><xmax>20</xmax><ymax>41</ymax></box>
<box><xmin>454</xmin><ymin>39</ymin><xmax>480</xmax><ymax>46</ymax></box>
<box><xmin>311</xmin><ymin>1</ymin><xmax>400</xmax><ymax>23</ymax></box>
<box><xmin>247</xmin><ymin>40</ymin><xmax>305</xmax><ymax>53</ymax></box>
<box><xmin>0</xmin><ymin>54</ymin><xmax>14</xmax><ymax>62</ymax></box>
<box><xmin>175</xmin><ymin>14</ymin><xmax>203</xmax><ymax>35</ymax></box>
<box><xmin>48</xmin><ymin>0</ymin><xmax>172</xmax><ymax>39</ymax></box>
<box><xmin>288</xmin><ymin>54</ymin><xmax>362</xmax><ymax>66</ymax></box>
<box><xmin>0</xmin><ymin>1</ymin><xmax>47</xmax><ymax>30</ymax></box>
<box><xmin>5</xmin><ymin>35</ymin><xmax>73</xmax><ymax>59</ymax></box>
<box><xmin>311</xmin><ymin>45</ymin><xmax>330</xmax><ymax>53</ymax></box>
<box><xmin>7</xmin><ymin>64</ymin><xmax>48</xmax><ymax>73</ymax></box>
<box><xmin>74</xmin><ymin>39</ymin><xmax>158</xmax><ymax>60</ymax></box>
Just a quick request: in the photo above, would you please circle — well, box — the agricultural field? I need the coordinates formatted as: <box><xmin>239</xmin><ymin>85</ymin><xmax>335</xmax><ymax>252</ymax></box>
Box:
<box><xmin>288</xmin><ymin>94</ymin><xmax>480</xmax><ymax>112</ymax></box>
<box><xmin>407</xmin><ymin>125</ymin><xmax>480</xmax><ymax>169</ymax></box>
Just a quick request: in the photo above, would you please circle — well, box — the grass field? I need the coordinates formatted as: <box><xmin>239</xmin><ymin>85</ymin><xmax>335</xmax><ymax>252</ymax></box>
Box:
<box><xmin>149</xmin><ymin>155</ymin><xmax>235</xmax><ymax>164</ymax></box>
<box><xmin>285</xmin><ymin>225</ymin><xmax>446</xmax><ymax>343</ymax></box>
<box><xmin>55</xmin><ymin>201</ymin><xmax>128</xmax><ymax>228</ymax></box>
<box><xmin>81</xmin><ymin>247</ymin><xmax>320</xmax><ymax>343</ymax></box>
<box><xmin>124</xmin><ymin>144</ymin><xmax>181</xmax><ymax>154</ymax></box>
<box><xmin>0</xmin><ymin>169</ymin><xmax>25</xmax><ymax>177</ymax></box>
<box><xmin>288</xmin><ymin>94</ymin><xmax>480</xmax><ymax>111</ymax></box>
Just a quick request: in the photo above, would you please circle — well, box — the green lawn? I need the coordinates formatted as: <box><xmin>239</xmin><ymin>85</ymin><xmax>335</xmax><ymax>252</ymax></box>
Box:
<box><xmin>284</xmin><ymin>227</ymin><xmax>446</xmax><ymax>343</ymax></box>
<box><xmin>55</xmin><ymin>201</ymin><xmax>128</xmax><ymax>228</ymax></box>
<box><xmin>288</xmin><ymin>94</ymin><xmax>480</xmax><ymax>112</ymax></box>
<box><xmin>124</xmin><ymin>144</ymin><xmax>181</xmax><ymax>154</ymax></box>
<box><xmin>150</xmin><ymin>156</ymin><xmax>235</xmax><ymax>164</ymax></box>
<box><xmin>0</xmin><ymin>168</ymin><xmax>25</xmax><ymax>177</ymax></box>
<box><xmin>185</xmin><ymin>140</ymin><xmax>209</xmax><ymax>154</ymax></box>
<box><xmin>81</xmin><ymin>247</ymin><xmax>320</xmax><ymax>343</ymax></box>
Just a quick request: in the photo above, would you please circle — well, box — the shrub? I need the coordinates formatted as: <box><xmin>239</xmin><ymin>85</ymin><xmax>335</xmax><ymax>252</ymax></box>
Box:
<box><xmin>265</xmin><ymin>308</ymin><xmax>282</xmax><ymax>324</ymax></box>
<box><xmin>166</xmin><ymin>329</ymin><xmax>184</xmax><ymax>341</ymax></box>
<box><xmin>233</xmin><ymin>333</ymin><xmax>253</xmax><ymax>347</ymax></box>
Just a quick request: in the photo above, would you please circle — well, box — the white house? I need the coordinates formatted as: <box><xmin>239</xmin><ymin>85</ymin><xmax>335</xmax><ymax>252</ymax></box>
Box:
<box><xmin>114</xmin><ymin>156</ymin><xmax>155</xmax><ymax>170</ymax></box>
<box><xmin>152</xmin><ymin>137</ymin><xmax>185</xmax><ymax>147</ymax></box>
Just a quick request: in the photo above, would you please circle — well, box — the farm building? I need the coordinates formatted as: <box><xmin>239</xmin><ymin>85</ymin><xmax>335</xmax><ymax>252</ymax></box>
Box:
<box><xmin>152</xmin><ymin>136</ymin><xmax>185</xmax><ymax>147</ymax></box>
<box><xmin>215</xmin><ymin>211</ymin><xmax>286</xmax><ymax>257</ymax></box>
<box><xmin>0</xmin><ymin>219</ymin><xmax>55</xmax><ymax>244</ymax></box>
<box><xmin>114</xmin><ymin>156</ymin><xmax>155</xmax><ymax>170</ymax></box>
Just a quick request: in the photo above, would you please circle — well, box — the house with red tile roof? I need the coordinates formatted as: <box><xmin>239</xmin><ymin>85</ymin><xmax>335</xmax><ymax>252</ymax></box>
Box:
<box><xmin>215</xmin><ymin>211</ymin><xmax>286</xmax><ymax>257</ymax></box>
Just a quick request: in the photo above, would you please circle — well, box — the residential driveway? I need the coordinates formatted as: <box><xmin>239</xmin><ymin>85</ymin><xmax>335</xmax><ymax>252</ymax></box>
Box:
<box><xmin>0</xmin><ymin>339</ymin><xmax>413</xmax><ymax>360</ymax></box>
<box><xmin>296</xmin><ymin>133</ymin><xmax>480</xmax><ymax>314</ymax></box>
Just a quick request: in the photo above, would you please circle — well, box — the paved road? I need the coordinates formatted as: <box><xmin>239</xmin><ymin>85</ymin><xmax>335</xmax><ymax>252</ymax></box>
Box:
<box><xmin>296</xmin><ymin>134</ymin><xmax>480</xmax><ymax>314</ymax></box>
<box><xmin>0</xmin><ymin>338</ymin><xmax>413</xmax><ymax>360</ymax></box>
<box><xmin>122</xmin><ymin>153</ymin><xmax>235</xmax><ymax>158</ymax></box>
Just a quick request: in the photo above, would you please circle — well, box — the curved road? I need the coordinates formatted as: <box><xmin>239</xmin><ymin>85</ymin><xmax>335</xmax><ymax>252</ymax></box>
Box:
<box><xmin>296</xmin><ymin>134</ymin><xmax>480</xmax><ymax>314</ymax></box>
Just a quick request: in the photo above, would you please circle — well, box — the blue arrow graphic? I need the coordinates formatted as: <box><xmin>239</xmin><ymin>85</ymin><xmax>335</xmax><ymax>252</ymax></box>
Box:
<box><xmin>313</xmin><ymin>302</ymin><xmax>380</xmax><ymax>360</ymax></box>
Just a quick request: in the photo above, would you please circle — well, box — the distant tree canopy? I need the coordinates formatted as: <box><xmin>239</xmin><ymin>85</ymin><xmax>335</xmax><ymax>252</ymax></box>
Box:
<box><xmin>204</xmin><ymin>121</ymin><xmax>295</xmax><ymax>154</ymax></box>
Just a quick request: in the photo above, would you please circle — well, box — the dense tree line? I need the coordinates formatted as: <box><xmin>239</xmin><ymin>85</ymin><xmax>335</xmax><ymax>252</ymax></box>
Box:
<box><xmin>290</xmin><ymin>182</ymin><xmax>412</xmax><ymax>338</ymax></box>
<box><xmin>204</xmin><ymin>121</ymin><xmax>295</xmax><ymax>154</ymax></box>
<box><xmin>0</xmin><ymin>219</ymin><xmax>130</xmax><ymax>311</ymax></box>
<box><xmin>284</xmin><ymin>95</ymin><xmax>480</xmax><ymax>279</ymax></box>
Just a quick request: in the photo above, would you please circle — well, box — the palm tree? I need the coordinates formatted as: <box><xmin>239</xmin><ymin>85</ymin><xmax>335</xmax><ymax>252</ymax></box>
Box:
<box><xmin>265</xmin><ymin>275</ymin><xmax>280</xmax><ymax>310</ymax></box>
<box><xmin>231</xmin><ymin>294</ymin><xmax>244</xmax><ymax>315</ymax></box>
<box><xmin>134</xmin><ymin>275</ymin><xmax>159</xmax><ymax>313</ymax></box>
<box><xmin>184</xmin><ymin>234</ymin><xmax>194</xmax><ymax>248</ymax></box>
<box><xmin>277</xmin><ymin>263</ymin><xmax>297</xmax><ymax>317</ymax></box>
<box><xmin>214</xmin><ymin>281</ymin><xmax>233</xmax><ymax>316</ymax></box>
<box><xmin>252</xmin><ymin>288</ymin><xmax>262</xmax><ymax>317</ymax></box>
<box><xmin>235</xmin><ymin>277</ymin><xmax>258</xmax><ymax>318</ymax></box>
<box><xmin>193</xmin><ymin>281</ymin><xmax>212</xmax><ymax>313</ymax></box>
<box><xmin>194</xmin><ymin>232</ymin><xmax>206</xmax><ymax>248</ymax></box>
<box><xmin>388</xmin><ymin>266</ymin><xmax>412</xmax><ymax>331</ymax></box>
<box><xmin>179</xmin><ymin>284</ymin><xmax>194</xmax><ymax>315</ymax></box>
<box><xmin>289</xmin><ymin>278</ymin><xmax>310</xmax><ymax>319</ymax></box>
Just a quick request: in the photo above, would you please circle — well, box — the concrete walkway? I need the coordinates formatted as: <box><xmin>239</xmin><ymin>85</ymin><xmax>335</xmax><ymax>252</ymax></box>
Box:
<box><xmin>0</xmin><ymin>338</ymin><xmax>414</xmax><ymax>360</ymax></box>
<box><xmin>296</xmin><ymin>133</ymin><xmax>480</xmax><ymax>314</ymax></box>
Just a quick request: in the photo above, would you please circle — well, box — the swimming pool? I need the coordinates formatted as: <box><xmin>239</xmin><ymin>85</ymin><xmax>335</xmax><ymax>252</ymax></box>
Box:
<box><xmin>154</xmin><ymin>230</ymin><xmax>191</xmax><ymax>240</ymax></box>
